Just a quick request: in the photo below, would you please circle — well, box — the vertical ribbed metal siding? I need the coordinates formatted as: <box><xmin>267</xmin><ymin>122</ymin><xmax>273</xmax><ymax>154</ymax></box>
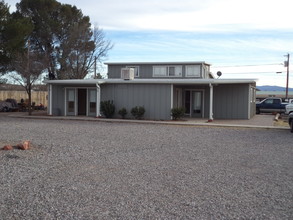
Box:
<box><xmin>213</xmin><ymin>84</ymin><xmax>249</xmax><ymax>119</ymax></box>
<box><xmin>107</xmin><ymin>64</ymin><xmax>206</xmax><ymax>79</ymax></box>
<box><xmin>107</xmin><ymin>65</ymin><xmax>122</xmax><ymax>78</ymax></box>
<box><xmin>101</xmin><ymin>84</ymin><xmax>172</xmax><ymax>120</ymax></box>
<box><xmin>52</xmin><ymin>85</ymin><xmax>65</xmax><ymax>116</ymax></box>
<box><xmin>108</xmin><ymin>64</ymin><xmax>156</xmax><ymax>79</ymax></box>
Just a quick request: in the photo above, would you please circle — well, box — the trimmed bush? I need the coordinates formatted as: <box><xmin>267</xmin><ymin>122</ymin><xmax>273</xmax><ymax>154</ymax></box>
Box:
<box><xmin>131</xmin><ymin>106</ymin><xmax>145</xmax><ymax>119</ymax></box>
<box><xmin>171</xmin><ymin>107</ymin><xmax>185</xmax><ymax>120</ymax></box>
<box><xmin>118</xmin><ymin>107</ymin><xmax>127</xmax><ymax>119</ymax></box>
<box><xmin>100</xmin><ymin>100</ymin><xmax>115</xmax><ymax>118</ymax></box>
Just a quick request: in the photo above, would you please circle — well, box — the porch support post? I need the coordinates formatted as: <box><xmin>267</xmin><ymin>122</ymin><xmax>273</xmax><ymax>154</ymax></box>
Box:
<box><xmin>64</xmin><ymin>88</ymin><xmax>67</xmax><ymax>116</ymax></box>
<box><xmin>208</xmin><ymin>83</ymin><xmax>213</xmax><ymax>122</ymax></box>
<box><xmin>170</xmin><ymin>84</ymin><xmax>174</xmax><ymax>120</ymax></box>
<box><xmin>96</xmin><ymin>83</ymin><xmax>101</xmax><ymax>117</ymax></box>
<box><xmin>48</xmin><ymin>84</ymin><xmax>52</xmax><ymax>115</ymax></box>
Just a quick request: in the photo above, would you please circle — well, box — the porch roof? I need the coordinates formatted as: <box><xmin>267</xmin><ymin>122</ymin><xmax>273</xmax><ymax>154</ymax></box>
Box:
<box><xmin>104</xmin><ymin>61</ymin><xmax>211</xmax><ymax>66</ymax></box>
<box><xmin>44</xmin><ymin>78</ymin><xmax>257</xmax><ymax>85</ymax></box>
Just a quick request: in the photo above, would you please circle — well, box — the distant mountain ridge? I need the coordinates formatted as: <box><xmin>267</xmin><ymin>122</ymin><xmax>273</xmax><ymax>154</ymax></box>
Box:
<box><xmin>257</xmin><ymin>85</ymin><xmax>293</xmax><ymax>91</ymax></box>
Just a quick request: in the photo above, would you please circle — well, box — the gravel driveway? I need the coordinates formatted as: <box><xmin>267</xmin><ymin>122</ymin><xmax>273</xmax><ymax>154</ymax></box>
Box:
<box><xmin>0</xmin><ymin>116</ymin><xmax>292</xmax><ymax>219</ymax></box>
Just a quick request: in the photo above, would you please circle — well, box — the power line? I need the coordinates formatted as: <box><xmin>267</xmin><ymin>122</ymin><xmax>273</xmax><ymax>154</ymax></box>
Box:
<box><xmin>212</xmin><ymin>63</ymin><xmax>283</xmax><ymax>68</ymax></box>
<box><xmin>222</xmin><ymin>71</ymin><xmax>293</xmax><ymax>74</ymax></box>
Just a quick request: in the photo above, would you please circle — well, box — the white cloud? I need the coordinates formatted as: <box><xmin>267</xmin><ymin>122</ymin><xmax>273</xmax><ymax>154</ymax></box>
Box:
<box><xmin>83</xmin><ymin>0</ymin><xmax>293</xmax><ymax>32</ymax></box>
<box><xmin>6</xmin><ymin>0</ymin><xmax>293</xmax><ymax>87</ymax></box>
<box><xmin>8</xmin><ymin>0</ymin><xmax>293</xmax><ymax>31</ymax></box>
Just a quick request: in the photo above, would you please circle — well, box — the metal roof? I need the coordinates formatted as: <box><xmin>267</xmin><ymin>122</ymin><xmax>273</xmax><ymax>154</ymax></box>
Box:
<box><xmin>44</xmin><ymin>78</ymin><xmax>257</xmax><ymax>85</ymax></box>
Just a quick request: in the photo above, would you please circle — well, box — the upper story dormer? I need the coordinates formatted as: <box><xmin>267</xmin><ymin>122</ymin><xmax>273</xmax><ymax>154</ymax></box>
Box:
<box><xmin>105</xmin><ymin>61</ymin><xmax>213</xmax><ymax>79</ymax></box>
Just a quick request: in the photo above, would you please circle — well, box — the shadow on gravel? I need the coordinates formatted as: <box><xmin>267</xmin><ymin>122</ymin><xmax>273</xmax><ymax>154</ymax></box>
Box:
<box><xmin>5</xmin><ymin>154</ymin><xmax>21</xmax><ymax>159</ymax></box>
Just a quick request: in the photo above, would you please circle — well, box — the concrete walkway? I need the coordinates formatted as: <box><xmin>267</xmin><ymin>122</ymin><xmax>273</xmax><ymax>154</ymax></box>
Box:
<box><xmin>3</xmin><ymin>111</ymin><xmax>289</xmax><ymax>130</ymax></box>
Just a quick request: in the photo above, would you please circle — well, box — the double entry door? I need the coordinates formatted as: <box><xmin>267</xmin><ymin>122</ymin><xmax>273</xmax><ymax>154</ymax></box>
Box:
<box><xmin>184</xmin><ymin>90</ymin><xmax>204</xmax><ymax>118</ymax></box>
<box><xmin>66</xmin><ymin>88</ymin><xmax>97</xmax><ymax>116</ymax></box>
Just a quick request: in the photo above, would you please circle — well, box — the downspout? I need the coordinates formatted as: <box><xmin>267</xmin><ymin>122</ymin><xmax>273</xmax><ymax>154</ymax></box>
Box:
<box><xmin>96</xmin><ymin>82</ymin><xmax>101</xmax><ymax>118</ymax></box>
<box><xmin>48</xmin><ymin>84</ymin><xmax>52</xmax><ymax>115</ymax></box>
<box><xmin>208</xmin><ymin>83</ymin><xmax>213</xmax><ymax>122</ymax></box>
<box><xmin>249</xmin><ymin>84</ymin><xmax>257</xmax><ymax>119</ymax></box>
<box><xmin>248</xmin><ymin>84</ymin><xmax>251</xmax><ymax>119</ymax></box>
<box><xmin>170</xmin><ymin>84</ymin><xmax>174</xmax><ymax>120</ymax></box>
<box><xmin>64</xmin><ymin>88</ymin><xmax>67</xmax><ymax>116</ymax></box>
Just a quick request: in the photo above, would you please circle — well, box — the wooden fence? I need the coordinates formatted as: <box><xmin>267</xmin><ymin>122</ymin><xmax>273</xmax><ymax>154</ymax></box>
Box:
<box><xmin>0</xmin><ymin>90</ymin><xmax>48</xmax><ymax>106</ymax></box>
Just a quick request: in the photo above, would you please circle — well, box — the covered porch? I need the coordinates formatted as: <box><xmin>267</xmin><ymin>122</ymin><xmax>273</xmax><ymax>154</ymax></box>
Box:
<box><xmin>172</xmin><ymin>84</ymin><xmax>213</xmax><ymax>120</ymax></box>
<box><xmin>45</xmin><ymin>78</ymin><xmax>256</xmax><ymax>120</ymax></box>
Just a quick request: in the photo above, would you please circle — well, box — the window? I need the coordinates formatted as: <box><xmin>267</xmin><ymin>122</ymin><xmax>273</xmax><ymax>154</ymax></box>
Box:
<box><xmin>264</xmin><ymin>99</ymin><xmax>273</xmax><ymax>104</ymax></box>
<box><xmin>67</xmin><ymin>89</ymin><xmax>75</xmax><ymax>113</ymax></box>
<box><xmin>186</xmin><ymin>65</ymin><xmax>201</xmax><ymax>77</ymax></box>
<box><xmin>89</xmin><ymin>89</ymin><xmax>96</xmax><ymax>114</ymax></box>
<box><xmin>66</xmin><ymin>89</ymin><xmax>76</xmax><ymax>115</ymax></box>
<box><xmin>153</xmin><ymin>66</ymin><xmax>182</xmax><ymax>77</ymax></box>
<box><xmin>126</xmin><ymin>66</ymin><xmax>139</xmax><ymax>77</ymax></box>
<box><xmin>169</xmin><ymin>66</ymin><xmax>175</xmax><ymax>76</ymax></box>
<box><xmin>153</xmin><ymin>66</ymin><xmax>167</xmax><ymax>76</ymax></box>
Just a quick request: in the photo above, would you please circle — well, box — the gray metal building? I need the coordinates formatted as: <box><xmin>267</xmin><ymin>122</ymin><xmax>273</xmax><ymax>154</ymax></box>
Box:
<box><xmin>45</xmin><ymin>61</ymin><xmax>257</xmax><ymax>120</ymax></box>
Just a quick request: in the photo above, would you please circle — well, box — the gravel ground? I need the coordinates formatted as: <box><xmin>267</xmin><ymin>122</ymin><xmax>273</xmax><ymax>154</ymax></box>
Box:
<box><xmin>0</xmin><ymin>116</ymin><xmax>292</xmax><ymax>219</ymax></box>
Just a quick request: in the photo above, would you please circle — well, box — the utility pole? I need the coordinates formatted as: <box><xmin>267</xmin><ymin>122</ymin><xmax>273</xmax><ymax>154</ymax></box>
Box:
<box><xmin>284</xmin><ymin>53</ymin><xmax>290</xmax><ymax>100</ymax></box>
<box><xmin>94</xmin><ymin>56</ymin><xmax>97</xmax><ymax>79</ymax></box>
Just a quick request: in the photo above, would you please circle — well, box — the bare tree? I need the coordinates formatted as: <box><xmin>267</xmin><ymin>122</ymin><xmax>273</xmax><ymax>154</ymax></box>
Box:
<box><xmin>91</xmin><ymin>26</ymin><xmax>113</xmax><ymax>73</ymax></box>
<box><xmin>57</xmin><ymin>25</ymin><xmax>113</xmax><ymax>79</ymax></box>
<box><xmin>11</xmin><ymin>46</ymin><xmax>47</xmax><ymax>115</ymax></box>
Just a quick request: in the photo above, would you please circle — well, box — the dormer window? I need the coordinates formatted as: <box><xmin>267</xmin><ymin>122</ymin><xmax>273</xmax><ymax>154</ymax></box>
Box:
<box><xmin>153</xmin><ymin>65</ymin><xmax>182</xmax><ymax>77</ymax></box>
<box><xmin>186</xmin><ymin>65</ymin><xmax>201</xmax><ymax>77</ymax></box>
<box><xmin>126</xmin><ymin>66</ymin><xmax>139</xmax><ymax>77</ymax></box>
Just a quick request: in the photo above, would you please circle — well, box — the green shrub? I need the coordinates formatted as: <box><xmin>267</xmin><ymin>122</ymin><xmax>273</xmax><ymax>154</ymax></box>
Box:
<box><xmin>171</xmin><ymin>107</ymin><xmax>185</xmax><ymax>120</ymax></box>
<box><xmin>100</xmin><ymin>100</ymin><xmax>115</xmax><ymax>118</ymax></box>
<box><xmin>118</xmin><ymin>107</ymin><xmax>127</xmax><ymax>119</ymax></box>
<box><xmin>131</xmin><ymin>106</ymin><xmax>145</xmax><ymax>119</ymax></box>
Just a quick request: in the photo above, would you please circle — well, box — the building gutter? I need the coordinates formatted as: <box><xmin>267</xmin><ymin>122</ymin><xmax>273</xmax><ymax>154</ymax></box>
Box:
<box><xmin>95</xmin><ymin>82</ymin><xmax>103</xmax><ymax>118</ymax></box>
<box><xmin>209</xmin><ymin>83</ymin><xmax>213</xmax><ymax>122</ymax></box>
<box><xmin>44</xmin><ymin>78</ymin><xmax>257</xmax><ymax>85</ymax></box>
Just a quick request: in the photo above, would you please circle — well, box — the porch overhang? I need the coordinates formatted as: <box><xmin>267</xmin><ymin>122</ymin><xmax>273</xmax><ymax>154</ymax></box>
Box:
<box><xmin>44</xmin><ymin>78</ymin><xmax>257</xmax><ymax>85</ymax></box>
<box><xmin>45</xmin><ymin>78</ymin><xmax>257</xmax><ymax>120</ymax></box>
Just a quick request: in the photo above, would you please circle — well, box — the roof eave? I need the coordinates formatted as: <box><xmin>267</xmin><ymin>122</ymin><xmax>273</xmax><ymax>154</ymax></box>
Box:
<box><xmin>104</xmin><ymin>61</ymin><xmax>211</xmax><ymax>66</ymax></box>
<box><xmin>44</xmin><ymin>78</ymin><xmax>257</xmax><ymax>85</ymax></box>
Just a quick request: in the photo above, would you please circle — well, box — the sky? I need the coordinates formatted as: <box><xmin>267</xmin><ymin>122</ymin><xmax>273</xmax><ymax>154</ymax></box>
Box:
<box><xmin>7</xmin><ymin>0</ymin><xmax>293</xmax><ymax>87</ymax></box>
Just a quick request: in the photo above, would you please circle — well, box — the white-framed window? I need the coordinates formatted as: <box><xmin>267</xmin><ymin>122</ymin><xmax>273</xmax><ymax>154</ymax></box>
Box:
<box><xmin>186</xmin><ymin>65</ymin><xmax>201</xmax><ymax>77</ymax></box>
<box><xmin>66</xmin><ymin>88</ymin><xmax>76</xmax><ymax>116</ymax></box>
<box><xmin>126</xmin><ymin>66</ymin><xmax>139</xmax><ymax>77</ymax></box>
<box><xmin>67</xmin><ymin>89</ymin><xmax>75</xmax><ymax>113</ymax></box>
<box><xmin>153</xmin><ymin>66</ymin><xmax>182</xmax><ymax>77</ymax></box>
<box><xmin>88</xmin><ymin>89</ymin><xmax>96</xmax><ymax>114</ymax></box>
<box><xmin>153</xmin><ymin>66</ymin><xmax>167</xmax><ymax>76</ymax></box>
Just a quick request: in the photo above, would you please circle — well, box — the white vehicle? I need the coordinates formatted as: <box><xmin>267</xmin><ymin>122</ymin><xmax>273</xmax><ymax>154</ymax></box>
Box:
<box><xmin>285</xmin><ymin>103</ymin><xmax>293</xmax><ymax>114</ymax></box>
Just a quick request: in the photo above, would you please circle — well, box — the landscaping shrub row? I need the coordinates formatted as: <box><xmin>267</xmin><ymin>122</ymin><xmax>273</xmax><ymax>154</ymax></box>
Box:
<box><xmin>100</xmin><ymin>100</ymin><xmax>145</xmax><ymax>120</ymax></box>
<box><xmin>100</xmin><ymin>100</ymin><xmax>185</xmax><ymax>120</ymax></box>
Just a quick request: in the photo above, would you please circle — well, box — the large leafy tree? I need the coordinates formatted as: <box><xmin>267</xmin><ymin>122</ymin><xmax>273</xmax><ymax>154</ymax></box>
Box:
<box><xmin>0</xmin><ymin>0</ymin><xmax>10</xmax><ymax>73</ymax></box>
<box><xmin>0</xmin><ymin>0</ymin><xmax>33</xmax><ymax>74</ymax></box>
<box><xmin>16</xmin><ymin>0</ymin><xmax>113</xmax><ymax>79</ymax></box>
